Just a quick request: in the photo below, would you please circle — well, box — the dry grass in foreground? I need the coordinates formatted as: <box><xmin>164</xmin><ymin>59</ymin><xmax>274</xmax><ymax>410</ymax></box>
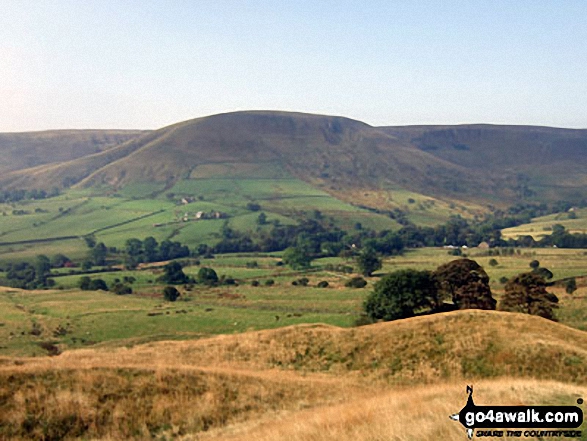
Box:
<box><xmin>1</xmin><ymin>310</ymin><xmax>586</xmax><ymax>440</ymax></box>
<box><xmin>197</xmin><ymin>380</ymin><xmax>587</xmax><ymax>441</ymax></box>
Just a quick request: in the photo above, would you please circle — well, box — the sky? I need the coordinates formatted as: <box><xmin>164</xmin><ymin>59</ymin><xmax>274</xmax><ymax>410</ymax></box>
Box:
<box><xmin>1</xmin><ymin>0</ymin><xmax>586</xmax><ymax>132</ymax></box>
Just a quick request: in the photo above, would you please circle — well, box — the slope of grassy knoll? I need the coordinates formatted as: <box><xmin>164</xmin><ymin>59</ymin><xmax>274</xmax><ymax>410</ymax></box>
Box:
<box><xmin>0</xmin><ymin>311</ymin><xmax>586</xmax><ymax>440</ymax></box>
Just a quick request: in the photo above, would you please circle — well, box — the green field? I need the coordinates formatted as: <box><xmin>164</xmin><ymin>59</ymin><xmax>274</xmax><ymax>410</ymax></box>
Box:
<box><xmin>502</xmin><ymin>208</ymin><xmax>587</xmax><ymax>239</ymax></box>
<box><xmin>0</xmin><ymin>177</ymin><xmax>403</xmax><ymax>263</ymax></box>
<box><xmin>2</xmin><ymin>247</ymin><xmax>586</xmax><ymax>357</ymax></box>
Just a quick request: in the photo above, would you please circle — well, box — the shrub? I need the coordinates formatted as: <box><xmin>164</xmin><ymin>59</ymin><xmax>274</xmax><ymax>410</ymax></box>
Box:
<box><xmin>196</xmin><ymin>267</ymin><xmax>218</xmax><ymax>286</ymax></box>
<box><xmin>112</xmin><ymin>283</ymin><xmax>132</xmax><ymax>295</ymax></box>
<box><xmin>317</xmin><ymin>281</ymin><xmax>329</xmax><ymax>288</ymax></box>
<box><xmin>88</xmin><ymin>279</ymin><xmax>108</xmax><ymax>291</ymax></box>
<box><xmin>346</xmin><ymin>277</ymin><xmax>367</xmax><ymax>288</ymax></box>
<box><xmin>292</xmin><ymin>277</ymin><xmax>309</xmax><ymax>287</ymax></box>
<box><xmin>565</xmin><ymin>278</ymin><xmax>577</xmax><ymax>294</ymax></box>
<box><xmin>251</xmin><ymin>280</ymin><xmax>260</xmax><ymax>287</ymax></box>
<box><xmin>264</xmin><ymin>279</ymin><xmax>275</xmax><ymax>286</ymax></box>
<box><xmin>159</xmin><ymin>261</ymin><xmax>189</xmax><ymax>284</ymax></box>
<box><xmin>79</xmin><ymin>276</ymin><xmax>91</xmax><ymax>290</ymax></box>
<box><xmin>163</xmin><ymin>286</ymin><xmax>180</xmax><ymax>302</ymax></box>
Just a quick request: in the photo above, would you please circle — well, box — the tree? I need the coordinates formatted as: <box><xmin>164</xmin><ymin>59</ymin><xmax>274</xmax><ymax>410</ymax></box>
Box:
<box><xmin>112</xmin><ymin>283</ymin><xmax>132</xmax><ymax>295</ymax></box>
<box><xmin>434</xmin><ymin>258</ymin><xmax>496</xmax><ymax>310</ymax></box>
<box><xmin>565</xmin><ymin>278</ymin><xmax>577</xmax><ymax>294</ymax></box>
<box><xmin>159</xmin><ymin>261</ymin><xmax>189</xmax><ymax>284</ymax></box>
<box><xmin>533</xmin><ymin>267</ymin><xmax>553</xmax><ymax>280</ymax></box>
<box><xmin>163</xmin><ymin>286</ymin><xmax>180</xmax><ymax>302</ymax></box>
<box><xmin>90</xmin><ymin>242</ymin><xmax>108</xmax><ymax>266</ymax></box>
<box><xmin>282</xmin><ymin>246</ymin><xmax>312</xmax><ymax>270</ymax></box>
<box><xmin>84</xmin><ymin>235</ymin><xmax>96</xmax><ymax>248</ymax></box>
<box><xmin>501</xmin><ymin>272</ymin><xmax>558</xmax><ymax>320</ymax></box>
<box><xmin>356</xmin><ymin>247</ymin><xmax>382</xmax><ymax>277</ymax></box>
<box><xmin>364</xmin><ymin>269</ymin><xmax>438</xmax><ymax>321</ymax></box>
<box><xmin>196</xmin><ymin>267</ymin><xmax>218</xmax><ymax>286</ymax></box>
<box><xmin>257</xmin><ymin>212</ymin><xmax>267</xmax><ymax>225</ymax></box>
<box><xmin>88</xmin><ymin>279</ymin><xmax>108</xmax><ymax>291</ymax></box>
<box><xmin>143</xmin><ymin>236</ymin><xmax>159</xmax><ymax>262</ymax></box>
<box><xmin>529</xmin><ymin>260</ymin><xmax>540</xmax><ymax>270</ymax></box>
<box><xmin>79</xmin><ymin>276</ymin><xmax>92</xmax><ymax>290</ymax></box>
<box><xmin>34</xmin><ymin>255</ymin><xmax>52</xmax><ymax>285</ymax></box>
<box><xmin>488</xmin><ymin>258</ymin><xmax>498</xmax><ymax>267</ymax></box>
<box><xmin>345</xmin><ymin>277</ymin><xmax>367</xmax><ymax>288</ymax></box>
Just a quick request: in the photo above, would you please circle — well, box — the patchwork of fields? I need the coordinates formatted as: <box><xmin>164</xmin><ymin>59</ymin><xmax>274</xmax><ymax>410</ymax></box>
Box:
<box><xmin>1</xmin><ymin>247</ymin><xmax>586</xmax><ymax>358</ymax></box>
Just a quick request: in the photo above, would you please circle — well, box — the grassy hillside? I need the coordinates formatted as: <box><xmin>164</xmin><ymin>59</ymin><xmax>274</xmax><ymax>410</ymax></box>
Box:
<box><xmin>502</xmin><ymin>207</ymin><xmax>587</xmax><ymax>240</ymax></box>
<box><xmin>0</xmin><ymin>129</ymin><xmax>145</xmax><ymax>174</ymax></box>
<box><xmin>1</xmin><ymin>311</ymin><xmax>586</xmax><ymax>440</ymax></box>
<box><xmin>7</xmin><ymin>111</ymin><xmax>582</xmax><ymax>210</ymax></box>
<box><xmin>385</xmin><ymin>124</ymin><xmax>587</xmax><ymax>203</ymax></box>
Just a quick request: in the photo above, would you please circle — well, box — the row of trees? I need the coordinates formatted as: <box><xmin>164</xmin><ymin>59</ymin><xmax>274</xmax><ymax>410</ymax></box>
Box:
<box><xmin>364</xmin><ymin>258</ymin><xmax>559</xmax><ymax>322</ymax></box>
<box><xmin>0</xmin><ymin>187</ymin><xmax>60</xmax><ymax>204</ymax></box>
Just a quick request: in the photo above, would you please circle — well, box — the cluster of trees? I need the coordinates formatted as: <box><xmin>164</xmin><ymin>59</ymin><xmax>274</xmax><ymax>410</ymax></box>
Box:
<box><xmin>80</xmin><ymin>236</ymin><xmax>191</xmax><ymax>270</ymax></box>
<box><xmin>0</xmin><ymin>256</ymin><xmax>54</xmax><ymax>289</ymax></box>
<box><xmin>0</xmin><ymin>187</ymin><xmax>60</xmax><ymax>204</ymax></box>
<box><xmin>79</xmin><ymin>275</ymin><xmax>135</xmax><ymax>294</ymax></box>
<box><xmin>364</xmin><ymin>258</ymin><xmax>559</xmax><ymax>322</ymax></box>
<box><xmin>123</xmin><ymin>237</ymin><xmax>190</xmax><ymax>269</ymax></box>
<box><xmin>156</xmin><ymin>262</ymin><xmax>235</xmax><ymax>287</ymax></box>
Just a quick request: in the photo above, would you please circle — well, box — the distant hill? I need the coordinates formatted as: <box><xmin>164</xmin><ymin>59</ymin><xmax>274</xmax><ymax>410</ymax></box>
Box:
<box><xmin>0</xmin><ymin>130</ymin><xmax>146</xmax><ymax>174</ymax></box>
<box><xmin>1</xmin><ymin>112</ymin><xmax>586</xmax><ymax>208</ymax></box>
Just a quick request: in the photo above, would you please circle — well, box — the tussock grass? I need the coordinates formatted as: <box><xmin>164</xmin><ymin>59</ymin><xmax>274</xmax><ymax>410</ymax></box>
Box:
<box><xmin>200</xmin><ymin>380</ymin><xmax>587</xmax><ymax>441</ymax></box>
<box><xmin>1</xmin><ymin>310</ymin><xmax>586</xmax><ymax>440</ymax></box>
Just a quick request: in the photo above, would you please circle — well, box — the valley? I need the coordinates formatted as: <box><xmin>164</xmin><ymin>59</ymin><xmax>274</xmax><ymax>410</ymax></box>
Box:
<box><xmin>1</xmin><ymin>111</ymin><xmax>587</xmax><ymax>440</ymax></box>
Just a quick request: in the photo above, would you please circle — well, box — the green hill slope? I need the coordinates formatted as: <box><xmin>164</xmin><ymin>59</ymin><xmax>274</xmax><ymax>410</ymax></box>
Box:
<box><xmin>2</xmin><ymin>112</ymin><xmax>587</xmax><ymax>211</ymax></box>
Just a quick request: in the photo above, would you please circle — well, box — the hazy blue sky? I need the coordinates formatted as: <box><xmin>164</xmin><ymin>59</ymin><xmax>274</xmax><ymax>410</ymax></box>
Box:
<box><xmin>1</xmin><ymin>0</ymin><xmax>586</xmax><ymax>131</ymax></box>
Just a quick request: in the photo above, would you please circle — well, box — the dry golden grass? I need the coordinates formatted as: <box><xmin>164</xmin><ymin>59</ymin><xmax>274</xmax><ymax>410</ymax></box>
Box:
<box><xmin>1</xmin><ymin>310</ymin><xmax>586</xmax><ymax>440</ymax></box>
<box><xmin>197</xmin><ymin>380</ymin><xmax>587</xmax><ymax>441</ymax></box>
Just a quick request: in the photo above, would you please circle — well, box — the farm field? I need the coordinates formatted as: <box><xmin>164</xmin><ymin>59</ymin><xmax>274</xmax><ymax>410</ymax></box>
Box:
<box><xmin>0</xmin><ymin>179</ymin><xmax>405</xmax><ymax>264</ymax></box>
<box><xmin>2</xmin><ymin>247</ymin><xmax>587</xmax><ymax>358</ymax></box>
<box><xmin>502</xmin><ymin>208</ymin><xmax>587</xmax><ymax>240</ymax></box>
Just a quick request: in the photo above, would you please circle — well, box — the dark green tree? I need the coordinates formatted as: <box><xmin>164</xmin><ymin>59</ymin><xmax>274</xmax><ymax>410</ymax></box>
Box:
<box><xmin>501</xmin><ymin>272</ymin><xmax>558</xmax><ymax>320</ymax></box>
<box><xmin>143</xmin><ymin>236</ymin><xmax>159</xmax><ymax>262</ymax></box>
<box><xmin>434</xmin><ymin>258</ymin><xmax>496</xmax><ymax>310</ymax></box>
<box><xmin>282</xmin><ymin>246</ymin><xmax>312</xmax><ymax>270</ymax></box>
<box><xmin>163</xmin><ymin>286</ymin><xmax>180</xmax><ymax>302</ymax></box>
<box><xmin>125</xmin><ymin>238</ymin><xmax>144</xmax><ymax>260</ymax></box>
<box><xmin>356</xmin><ymin>247</ymin><xmax>382</xmax><ymax>277</ymax></box>
<box><xmin>34</xmin><ymin>255</ymin><xmax>52</xmax><ymax>285</ymax></box>
<box><xmin>196</xmin><ymin>267</ymin><xmax>218</xmax><ymax>286</ymax></box>
<box><xmin>364</xmin><ymin>269</ymin><xmax>438</xmax><ymax>321</ymax></box>
<box><xmin>565</xmin><ymin>278</ymin><xmax>577</xmax><ymax>294</ymax></box>
<box><xmin>533</xmin><ymin>267</ymin><xmax>554</xmax><ymax>280</ymax></box>
<box><xmin>79</xmin><ymin>276</ymin><xmax>91</xmax><ymax>290</ymax></box>
<box><xmin>159</xmin><ymin>261</ymin><xmax>189</xmax><ymax>284</ymax></box>
<box><xmin>345</xmin><ymin>277</ymin><xmax>367</xmax><ymax>288</ymax></box>
<box><xmin>88</xmin><ymin>279</ymin><xmax>108</xmax><ymax>291</ymax></box>
<box><xmin>90</xmin><ymin>242</ymin><xmax>108</xmax><ymax>266</ymax></box>
<box><xmin>257</xmin><ymin>212</ymin><xmax>267</xmax><ymax>225</ymax></box>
